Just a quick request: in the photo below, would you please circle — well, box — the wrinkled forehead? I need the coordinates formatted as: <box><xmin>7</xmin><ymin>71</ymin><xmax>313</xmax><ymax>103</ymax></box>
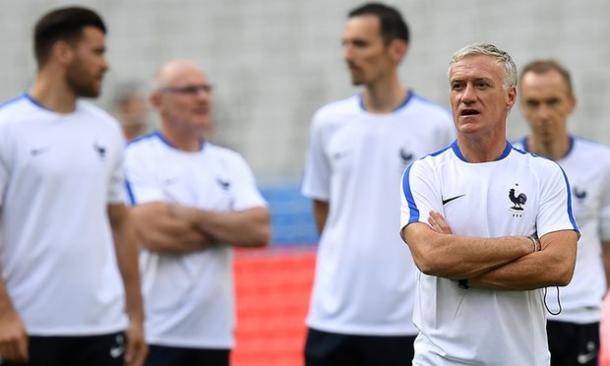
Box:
<box><xmin>449</xmin><ymin>54</ymin><xmax>504</xmax><ymax>81</ymax></box>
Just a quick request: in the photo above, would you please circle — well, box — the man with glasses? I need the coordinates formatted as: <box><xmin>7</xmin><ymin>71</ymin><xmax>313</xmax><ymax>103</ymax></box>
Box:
<box><xmin>124</xmin><ymin>60</ymin><xmax>270</xmax><ymax>366</ymax></box>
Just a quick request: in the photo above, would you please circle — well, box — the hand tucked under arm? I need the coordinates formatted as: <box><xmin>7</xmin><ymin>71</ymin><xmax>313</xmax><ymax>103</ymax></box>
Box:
<box><xmin>401</xmin><ymin>211</ymin><xmax>533</xmax><ymax>280</ymax></box>
<box><xmin>130</xmin><ymin>202</ymin><xmax>213</xmax><ymax>253</ymax></box>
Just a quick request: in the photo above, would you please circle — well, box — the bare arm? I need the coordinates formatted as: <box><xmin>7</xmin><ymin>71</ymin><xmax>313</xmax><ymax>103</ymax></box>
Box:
<box><xmin>470</xmin><ymin>230</ymin><xmax>577</xmax><ymax>290</ymax></box>
<box><xmin>172</xmin><ymin>205</ymin><xmax>270</xmax><ymax>248</ymax></box>
<box><xmin>401</xmin><ymin>220</ymin><xmax>532</xmax><ymax>280</ymax></box>
<box><xmin>602</xmin><ymin>241</ymin><xmax>610</xmax><ymax>293</ymax></box>
<box><xmin>0</xmin><ymin>279</ymin><xmax>28</xmax><ymax>362</ymax></box>
<box><xmin>130</xmin><ymin>202</ymin><xmax>213</xmax><ymax>253</ymax></box>
<box><xmin>108</xmin><ymin>204</ymin><xmax>147</xmax><ymax>366</ymax></box>
<box><xmin>312</xmin><ymin>199</ymin><xmax>329</xmax><ymax>234</ymax></box>
<box><xmin>427</xmin><ymin>210</ymin><xmax>577</xmax><ymax>290</ymax></box>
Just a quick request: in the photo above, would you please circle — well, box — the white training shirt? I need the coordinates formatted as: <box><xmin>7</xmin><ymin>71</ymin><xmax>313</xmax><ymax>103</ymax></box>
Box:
<box><xmin>515</xmin><ymin>136</ymin><xmax>610</xmax><ymax>324</ymax></box>
<box><xmin>401</xmin><ymin>141</ymin><xmax>579</xmax><ymax>365</ymax></box>
<box><xmin>302</xmin><ymin>92</ymin><xmax>455</xmax><ymax>335</ymax></box>
<box><xmin>0</xmin><ymin>94</ymin><xmax>127</xmax><ymax>335</ymax></box>
<box><xmin>125</xmin><ymin>132</ymin><xmax>267</xmax><ymax>349</ymax></box>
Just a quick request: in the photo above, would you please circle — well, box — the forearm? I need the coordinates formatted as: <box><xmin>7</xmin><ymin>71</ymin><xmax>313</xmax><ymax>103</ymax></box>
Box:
<box><xmin>470</xmin><ymin>233</ymin><xmax>577</xmax><ymax>290</ymax></box>
<box><xmin>110</xmin><ymin>207</ymin><xmax>144</xmax><ymax>322</ymax></box>
<box><xmin>403</xmin><ymin>224</ymin><xmax>532</xmax><ymax>280</ymax></box>
<box><xmin>0</xmin><ymin>278</ymin><xmax>16</xmax><ymax>316</ymax></box>
<box><xmin>174</xmin><ymin>205</ymin><xmax>270</xmax><ymax>248</ymax></box>
<box><xmin>427</xmin><ymin>235</ymin><xmax>532</xmax><ymax>279</ymax></box>
<box><xmin>470</xmin><ymin>253</ymin><xmax>567</xmax><ymax>290</ymax></box>
<box><xmin>601</xmin><ymin>241</ymin><xmax>610</xmax><ymax>291</ymax></box>
<box><xmin>131</xmin><ymin>202</ymin><xmax>212</xmax><ymax>253</ymax></box>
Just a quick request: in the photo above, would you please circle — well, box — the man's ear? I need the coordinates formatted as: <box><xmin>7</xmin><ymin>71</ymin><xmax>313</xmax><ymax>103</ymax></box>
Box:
<box><xmin>52</xmin><ymin>40</ymin><xmax>75</xmax><ymax>67</ymax></box>
<box><xmin>149</xmin><ymin>91</ymin><xmax>162</xmax><ymax>109</ymax></box>
<box><xmin>389</xmin><ymin>39</ymin><xmax>408</xmax><ymax>64</ymax></box>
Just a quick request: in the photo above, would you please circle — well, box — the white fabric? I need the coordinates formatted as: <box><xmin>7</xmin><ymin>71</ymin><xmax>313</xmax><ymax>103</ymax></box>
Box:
<box><xmin>515</xmin><ymin>136</ymin><xmax>610</xmax><ymax>324</ymax></box>
<box><xmin>302</xmin><ymin>93</ymin><xmax>455</xmax><ymax>335</ymax></box>
<box><xmin>0</xmin><ymin>94</ymin><xmax>127</xmax><ymax>335</ymax></box>
<box><xmin>125</xmin><ymin>132</ymin><xmax>266</xmax><ymax>349</ymax></box>
<box><xmin>401</xmin><ymin>141</ymin><xmax>579</xmax><ymax>365</ymax></box>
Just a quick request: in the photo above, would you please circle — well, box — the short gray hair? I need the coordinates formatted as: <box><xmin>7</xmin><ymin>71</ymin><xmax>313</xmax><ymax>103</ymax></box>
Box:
<box><xmin>448</xmin><ymin>43</ymin><xmax>517</xmax><ymax>90</ymax></box>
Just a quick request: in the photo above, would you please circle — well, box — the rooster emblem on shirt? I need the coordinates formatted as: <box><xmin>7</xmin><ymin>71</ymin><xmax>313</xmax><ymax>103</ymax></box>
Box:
<box><xmin>509</xmin><ymin>185</ymin><xmax>527</xmax><ymax>211</ymax></box>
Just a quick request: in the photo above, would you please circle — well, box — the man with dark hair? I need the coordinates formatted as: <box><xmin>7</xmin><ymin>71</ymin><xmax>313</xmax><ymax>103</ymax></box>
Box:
<box><xmin>0</xmin><ymin>6</ymin><xmax>147</xmax><ymax>366</ymax></box>
<box><xmin>514</xmin><ymin>59</ymin><xmax>610</xmax><ymax>366</ymax></box>
<box><xmin>302</xmin><ymin>2</ymin><xmax>454</xmax><ymax>365</ymax></box>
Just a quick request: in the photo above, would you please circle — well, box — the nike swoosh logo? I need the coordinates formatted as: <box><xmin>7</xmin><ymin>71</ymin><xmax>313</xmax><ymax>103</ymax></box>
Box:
<box><xmin>442</xmin><ymin>194</ymin><xmax>465</xmax><ymax>205</ymax></box>
<box><xmin>30</xmin><ymin>147</ymin><xmax>50</xmax><ymax>156</ymax></box>
<box><xmin>110</xmin><ymin>346</ymin><xmax>124</xmax><ymax>358</ymax></box>
<box><xmin>332</xmin><ymin>151</ymin><xmax>349</xmax><ymax>160</ymax></box>
<box><xmin>577</xmin><ymin>352</ymin><xmax>595</xmax><ymax>364</ymax></box>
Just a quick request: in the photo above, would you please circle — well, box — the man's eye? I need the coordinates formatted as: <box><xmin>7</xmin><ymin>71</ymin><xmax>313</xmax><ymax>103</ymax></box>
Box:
<box><xmin>451</xmin><ymin>84</ymin><xmax>463</xmax><ymax>91</ymax></box>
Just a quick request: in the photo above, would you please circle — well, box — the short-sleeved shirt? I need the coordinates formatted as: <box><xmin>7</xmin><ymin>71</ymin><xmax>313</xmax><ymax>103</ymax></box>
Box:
<box><xmin>515</xmin><ymin>136</ymin><xmax>610</xmax><ymax>324</ymax></box>
<box><xmin>302</xmin><ymin>93</ymin><xmax>455</xmax><ymax>335</ymax></box>
<box><xmin>0</xmin><ymin>94</ymin><xmax>127</xmax><ymax>335</ymax></box>
<box><xmin>401</xmin><ymin>141</ymin><xmax>579</xmax><ymax>365</ymax></box>
<box><xmin>125</xmin><ymin>131</ymin><xmax>266</xmax><ymax>349</ymax></box>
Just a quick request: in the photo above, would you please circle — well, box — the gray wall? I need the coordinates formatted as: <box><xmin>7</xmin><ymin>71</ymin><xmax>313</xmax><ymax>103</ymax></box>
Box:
<box><xmin>1</xmin><ymin>1</ymin><xmax>609</xmax><ymax>184</ymax></box>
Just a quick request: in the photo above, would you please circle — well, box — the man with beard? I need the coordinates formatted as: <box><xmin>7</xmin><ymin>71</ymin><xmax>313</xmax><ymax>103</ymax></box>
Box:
<box><xmin>301</xmin><ymin>3</ymin><xmax>454</xmax><ymax>365</ymax></box>
<box><xmin>0</xmin><ymin>7</ymin><xmax>147</xmax><ymax>366</ymax></box>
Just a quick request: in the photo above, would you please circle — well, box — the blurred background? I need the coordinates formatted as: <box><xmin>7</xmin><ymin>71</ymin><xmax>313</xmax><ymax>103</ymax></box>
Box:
<box><xmin>2</xmin><ymin>1</ymin><xmax>610</xmax><ymax>364</ymax></box>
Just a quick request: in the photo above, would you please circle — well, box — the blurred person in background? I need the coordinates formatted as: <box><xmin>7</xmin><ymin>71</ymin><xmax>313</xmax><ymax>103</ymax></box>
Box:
<box><xmin>125</xmin><ymin>60</ymin><xmax>270</xmax><ymax>366</ymax></box>
<box><xmin>0</xmin><ymin>6</ymin><xmax>146</xmax><ymax>366</ymax></box>
<box><xmin>401</xmin><ymin>43</ymin><xmax>578</xmax><ymax>365</ymax></box>
<box><xmin>113</xmin><ymin>82</ymin><xmax>150</xmax><ymax>141</ymax></box>
<box><xmin>514</xmin><ymin>59</ymin><xmax>610</xmax><ymax>366</ymax></box>
<box><xmin>301</xmin><ymin>3</ymin><xmax>454</xmax><ymax>365</ymax></box>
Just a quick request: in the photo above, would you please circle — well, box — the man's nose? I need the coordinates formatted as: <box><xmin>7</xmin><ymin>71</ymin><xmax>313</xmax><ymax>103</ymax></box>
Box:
<box><xmin>461</xmin><ymin>83</ymin><xmax>476</xmax><ymax>104</ymax></box>
<box><xmin>343</xmin><ymin>45</ymin><xmax>354</xmax><ymax>62</ymax></box>
<box><xmin>535</xmin><ymin>104</ymin><xmax>552</xmax><ymax>122</ymax></box>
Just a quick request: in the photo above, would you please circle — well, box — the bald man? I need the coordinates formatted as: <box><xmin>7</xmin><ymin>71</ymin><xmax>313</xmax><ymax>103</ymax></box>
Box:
<box><xmin>124</xmin><ymin>60</ymin><xmax>270</xmax><ymax>366</ymax></box>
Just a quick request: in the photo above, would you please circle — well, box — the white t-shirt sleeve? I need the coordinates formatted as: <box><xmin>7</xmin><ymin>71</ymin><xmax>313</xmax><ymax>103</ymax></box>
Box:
<box><xmin>536</xmin><ymin>162</ymin><xmax>580</xmax><ymax>238</ymax></box>
<box><xmin>400</xmin><ymin>159</ymin><xmax>443</xmax><ymax>231</ymax></box>
<box><xmin>599</xmin><ymin>160</ymin><xmax>610</xmax><ymax>242</ymax></box>
<box><xmin>124</xmin><ymin>147</ymin><xmax>164</xmax><ymax>205</ymax></box>
<box><xmin>0</xmin><ymin>127</ymin><xmax>8</xmax><ymax>207</ymax></box>
<box><xmin>108</xmin><ymin>136</ymin><xmax>127</xmax><ymax>204</ymax></box>
<box><xmin>302</xmin><ymin>114</ymin><xmax>331</xmax><ymax>201</ymax></box>
<box><xmin>228</xmin><ymin>154</ymin><xmax>266</xmax><ymax>211</ymax></box>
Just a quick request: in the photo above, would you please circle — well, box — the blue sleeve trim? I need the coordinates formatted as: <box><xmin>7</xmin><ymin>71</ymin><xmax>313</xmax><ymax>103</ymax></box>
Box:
<box><xmin>558</xmin><ymin>165</ymin><xmax>579</xmax><ymax>233</ymax></box>
<box><xmin>124</xmin><ymin>179</ymin><xmax>136</xmax><ymax>206</ymax></box>
<box><xmin>402</xmin><ymin>163</ymin><xmax>420</xmax><ymax>224</ymax></box>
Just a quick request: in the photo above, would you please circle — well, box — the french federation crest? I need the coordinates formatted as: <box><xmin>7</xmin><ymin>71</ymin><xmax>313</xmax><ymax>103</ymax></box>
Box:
<box><xmin>509</xmin><ymin>184</ymin><xmax>527</xmax><ymax>217</ymax></box>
